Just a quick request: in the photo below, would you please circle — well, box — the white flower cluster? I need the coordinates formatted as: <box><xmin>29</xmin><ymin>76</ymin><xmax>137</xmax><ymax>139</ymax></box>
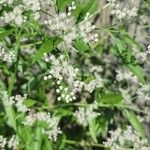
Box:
<box><xmin>44</xmin><ymin>54</ymin><xmax>79</xmax><ymax>102</ymax></box>
<box><xmin>44</xmin><ymin>1</ymin><xmax>76</xmax><ymax>32</ymax></box>
<box><xmin>74</xmin><ymin>103</ymin><xmax>100</xmax><ymax>127</ymax></box>
<box><xmin>136</xmin><ymin>85</ymin><xmax>150</xmax><ymax>122</ymax></box>
<box><xmin>104</xmin><ymin>126</ymin><xmax>150</xmax><ymax>150</ymax></box>
<box><xmin>67</xmin><ymin>1</ymin><xmax>76</xmax><ymax>16</ymax></box>
<box><xmin>0</xmin><ymin>45</ymin><xmax>16</xmax><ymax>64</ymax></box>
<box><xmin>0</xmin><ymin>135</ymin><xmax>7</xmax><ymax>149</ymax></box>
<box><xmin>84</xmin><ymin>78</ymin><xmax>103</xmax><ymax>93</ymax></box>
<box><xmin>23</xmin><ymin>112</ymin><xmax>61</xmax><ymax>141</ymax></box>
<box><xmin>119</xmin><ymin>88</ymin><xmax>132</xmax><ymax>105</ymax></box>
<box><xmin>132</xmin><ymin>46</ymin><xmax>150</xmax><ymax>63</ymax></box>
<box><xmin>79</xmin><ymin>21</ymin><xmax>99</xmax><ymax>43</ymax></box>
<box><xmin>0</xmin><ymin>0</ymin><xmax>13</xmax><ymax>5</ymax></box>
<box><xmin>0</xmin><ymin>135</ymin><xmax>18</xmax><ymax>150</ymax></box>
<box><xmin>44</xmin><ymin>54</ymin><xmax>79</xmax><ymax>86</ymax></box>
<box><xmin>0</xmin><ymin>0</ymin><xmax>54</xmax><ymax>25</ymax></box>
<box><xmin>108</xmin><ymin>0</ymin><xmax>138</xmax><ymax>20</ymax></box>
<box><xmin>44</xmin><ymin>12</ymin><xmax>75</xmax><ymax>35</ymax></box>
<box><xmin>148</xmin><ymin>45</ymin><xmax>150</xmax><ymax>52</ymax></box>
<box><xmin>7</xmin><ymin>135</ymin><xmax>19</xmax><ymax>150</ymax></box>
<box><xmin>136</xmin><ymin>84</ymin><xmax>150</xmax><ymax>102</ymax></box>
<box><xmin>116</xmin><ymin>68</ymin><xmax>139</xmax><ymax>85</ymax></box>
<box><xmin>44</xmin><ymin>54</ymin><xmax>104</xmax><ymax>102</ymax></box>
<box><xmin>1</xmin><ymin>91</ymin><xmax>15</xmax><ymax>106</ymax></box>
<box><xmin>0</xmin><ymin>91</ymin><xmax>28</xmax><ymax>113</ymax></box>
<box><xmin>44</xmin><ymin>2</ymin><xmax>98</xmax><ymax>48</ymax></box>
<box><xmin>14</xmin><ymin>94</ymin><xmax>29</xmax><ymax>112</ymax></box>
<box><xmin>56</xmin><ymin>84</ymin><xmax>77</xmax><ymax>103</ymax></box>
<box><xmin>1</xmin><ymin>5</ymin><xmax>25</xmax><ymax>25</ymax></box>
<box><xmin>22</xmin><ymin>0</ymin><xmax>41</xmax><ymax>12</ymax></box>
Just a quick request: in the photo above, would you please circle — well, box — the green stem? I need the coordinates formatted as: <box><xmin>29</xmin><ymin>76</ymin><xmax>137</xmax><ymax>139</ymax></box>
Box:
<box><xmin>41</xmin><ymin>102</ymin><xmax>149</xmax><ymax>116</ymax></box>
<box><xmin>79</xmin><ymin>3</ymin><xmax>110</xmax><ymax>25</ymax></box>
<box><xmin>20</xmin><ymin>41</ymin><xmax>42</xmax><ymax>48</ymax></box>
<box><xmin>123</xmin><ymin>105</ymin><xmax>150</xmax><ymax>116</ymax></box>
<box><xmin>34</xmin><ymin>127</ymin><xmax>42</xmax><ymax>150</ymax></box>
<box><xmin>6</xmin><ymin>29</ymin><xmax>22</xmax><ymax>131</ymax></box>
<box><xmin>64</xmin><ymin>139</ymin><xmax>108</xmax><ymax>148</ymax></box>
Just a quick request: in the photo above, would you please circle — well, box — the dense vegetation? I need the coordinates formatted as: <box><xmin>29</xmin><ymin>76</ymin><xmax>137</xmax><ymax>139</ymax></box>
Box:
<box><xmin>0</xmin><ymin>0</ymin><xmax>150</xmax><ymax>150</ymax></box>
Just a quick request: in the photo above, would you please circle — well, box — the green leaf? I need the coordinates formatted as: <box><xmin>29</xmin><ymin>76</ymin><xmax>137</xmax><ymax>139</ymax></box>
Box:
<box><xmin>56</xmin><ymin>0</ymin><xmax>72</xmax><ymax>11</ymax></box>
<box><xmin>33</xmin><ymin>127</ymin><xmax>42</xmax><ymax>150</ymax></box>
<box><xmin>73</xmin><ymin>0</ymin><xmax>98</xmax><ymax>21</ymax></box>
<box><xmin>127</xmin><ymin>64</ymin><xmax>145</xmax><ymax>84</ymax></box>
<box><xmin>33</xmin><ymin>37</ymin><xmax>62</xmax><ymax>63</ymax></box>
<box><xmin>0</xmin><ymin>79</ymin><xmax>6</xmax><ymax>90</ymax></box>
<box><xmin>89</xmin><ymin>120</ymin><xmax>98</xmax><ymax>143</ymax></box>
<box><xmin>5</xmin><ymin>106</ymin><xmax>17</xmax><ymax>130</ymax></box>
<box><xmin>73</xmin><ymin>38</ymin><xmax>91</xmax><ymax>52</ymax></box>
<box><xmin>0</xmin><ymin>28</ymin><xmax>15</xmax><ymax>39</ymax></box>
<box><xmin>33</xmin><ymin>38</ymin><xmax>53</xmax><ymax>63</ymax></box>
<box><xmin>54</xmin><ymin>108</ymin><xmax>73</xmax><ymax>118</ymax></box>
<box><xmin>42</xmin><ymin>135</ymin><xmax>53</xmax><ymax>150</ymax></box>
<box><xmin>95</xmin><ymin>44</ymin><xmax>104</xmax><ymax>55</ymax></box>
<box><xmin>100</xmin><ymin>92</ymin><xmax>123</xmax><ymax>105</ymax></box>
<box><xmin>82</xmin><ymin>0</ymin><xmax>98</xmax><ymax>15</ymax></box>
<box><xmin>8</xmin><ymin>73</ymin><xmax>16</xmax><ymax>96</ymax></box>
<box><xmin>17</xmin><ymin>126</ymin><xmax>34</xmax><ymax>149</ymax></box>
<box><xmin>123</xmin><ymin>109</ymin><xmax>145</xmax><ymax>137</ymax></box>
<box><xmin>115</xmin><ymin>38</ymin><xmax>145</xmax><ymax>83</ymax></box>
<box><xmin>123</xmin><ymin>35</ymin><xmax>142</xmax><ymax>50</ymax></box>
<box><xmin>89</xmin><ymin>118</ymin><xmax>103</xmax><ymax>143</ymax></box>
<box><xmin>24</xmin><ymin>99</ymin><xmax>36</xmax><ymax>107</ymax></box>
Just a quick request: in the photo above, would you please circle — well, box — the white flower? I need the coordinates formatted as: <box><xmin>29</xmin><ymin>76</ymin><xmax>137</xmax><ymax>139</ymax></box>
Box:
<box><xmin>108</xmin><ymin>0</ymin><xmax>138</xmax><ymax>20</ymax></box>
<box><xmin>79</xmin><ymin>21</ymin><xmax>99</xmax><ymax>43</ymax></box>
<box><xmin>84</xmin><ymin>77</ymin><xmax>103</xmax><ymax>93</ymax></box>
<box><xmin>0</xmin><ymin>91</ymin><xmax>28</xmax><ymax>113</ymax></box>
<box><xmin>1</xmin><ymin>5</ymin><xmax>25</xmax><ymax>25</ymax></box>
<box><xmin>116</xmin><ymin>68</ymin><xmax>138</xmax><ymax>84</ymax></box>
<box><xmin>0</xmin><ymin>0</ymin><xmax>13</xmax><ymax>5</ymax></box>
<box><xmin>22</xmin><ymin>0</ymin><xmax>41</xmax><ymax>12</ymax></box>
<box><xmin>147</xmin><ymin>45</ymin><xmax>150</xmax><ymax>53</ymax></box>
<box><xmin>23</xmin><ymin>112</ymin><xmax>61</xmax><ymax>141</ymax></box>
<box><xmin>14</xmin><ymin>94</ymin><xmax>29</xmax><ymax>113</ymax></box>
<box><xmin>7</xmin><ymin>135</ymin><xmax>19</xmax><ymax>150</ymax></box>
<box><xmin>119</xmin><ymin>88</ymin><xmax>132</xmax><ymax>105</ymax></box>
<box><xmin>75</xmin><ymin>103</ymin><xmax>100</xmax><ymax>126</ymax></box>
<box><xmin>0</xmin><ymin>91</ymin><xmax>14</xmax><ymax>106</ymax></box>
<box><xmin>44</xmin><ymin>12</ymin><xmax>74</xmax><ymax>34</ymax></box>
<box><xmin>0</xmin><ymin>135</ymin><xmax>7</xmax><ymax>149</ymax></box>
<box><xmin>104</xmin><ymin>126</ymin><xmax>149</xmax><ymax>150</ymax></box>
<box><xmin>136</xmin><ymin>84</ymin><xmax>150</xmax><ymax>103</ymax></box>
<box><xmin>0</xmin><ymin>45</ymin><xmax>16</xmax><ymax>64</ymax></box>
<box><xmin>44</xmin><ymin>54</ymin><xmax>79</xmax><ymax>86</ymax></box>
<box><xmin>22</xmin><ymin>114</ymin><xmax>36</xmax><ymax>126</ymax></box>
<box><xmin>0</xmin><ymin>135</ymin><xmax>19</xmax><ymax>150</ymax></box>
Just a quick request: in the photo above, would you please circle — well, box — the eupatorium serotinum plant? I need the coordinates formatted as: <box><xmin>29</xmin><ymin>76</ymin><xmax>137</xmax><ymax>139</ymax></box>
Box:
<box><xmin>0</xmin><ymin>0</ymin><xmax>150</xmax><ymax>149</ymax></box>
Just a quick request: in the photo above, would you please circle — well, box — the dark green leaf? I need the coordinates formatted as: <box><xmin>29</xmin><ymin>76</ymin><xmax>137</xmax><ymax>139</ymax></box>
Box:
<box><xmin>100</xmin><ymin>92</ymin><xmax>123</xmax><ymax>105</ymax></box>
<box><xmin>73</xmin><ymin>38</ymin><xmax>91</xmax><ymax>52</ymax></box>
<box><xmin>127</xmin><ymin>64</ymin><xmax>145</xmax><ymax>83</ymax></box>
<box><xmin>33</xmin><ymin>38</ymin><xmax>53</xmax><ymax>63</ymax></box>
<box><xmin>24</xmin><ymin>99</ymin><xmax>37</xmax><ymax>107</ymax></box>
<box><xmin>56</xmin><ymin>0</ymin><xmax>72</xmax><ymax>11</ymax></box>
<box><xmin>115</xmin><ymin>38</ymin><xmax>145</xmax><ymax>83</ymax></box>
<box><xmin>89</xmin><ymin>120</ymin><xmax>98</xmax><ymax>143</ymax></box>
<box><xmin>123</xmin><ymin>109</ymin><xmax>145</xmax><ymax>137</ymax></box>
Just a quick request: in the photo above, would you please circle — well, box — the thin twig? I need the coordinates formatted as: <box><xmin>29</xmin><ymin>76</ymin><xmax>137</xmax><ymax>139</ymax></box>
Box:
<box><xmin>20</xmin><ymin>41</ymin><xmax>42</xmax><ymax>48</ymax></box>
<box><xmin>41</xmin><ymin>102</ymin><xmax>150</xmax><ymax>116</ymax></box>
<box><xmin>39</xmin><ymin>9</ymin><xmax>54</xmax><ymax>18</ymax></box>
